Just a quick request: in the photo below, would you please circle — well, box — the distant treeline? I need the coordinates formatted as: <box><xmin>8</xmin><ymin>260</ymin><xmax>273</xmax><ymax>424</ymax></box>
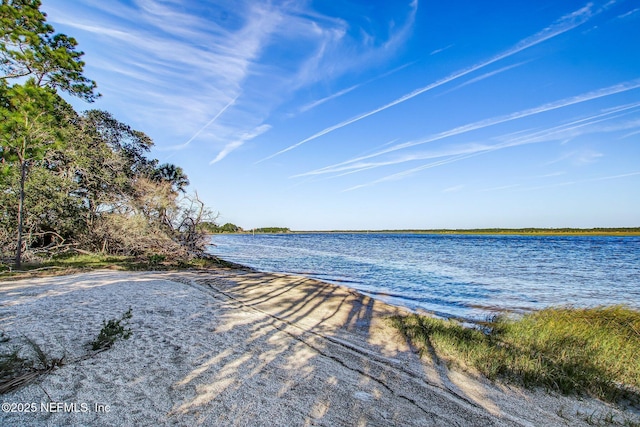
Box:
<box><xmin>298</xmin><ymin>228</ymin><xmax>640</xmax><ymax>235</ymax></box>
<box><xmin>392</xmin><ymin>228</ymin><xmax>640</xmax><ymax>235</ymax></box>
<box><xmin>200</xmin><ymin>222</ymin><xmax>242</xmax><ymax>233</ymax></box>
<box><xmin>254</xmin><ymin>227</ymin><xmax>291</xmax><ymax>233</ymax></box>
<box><xmin>202</xmin><ymin>223</ymin><xmax>290</xmax><ymax>234</ymax></box>
<box><xmin>202</xmin><ymin>225</ymin><xmax>639</xmax><ymax>235</ymax></box>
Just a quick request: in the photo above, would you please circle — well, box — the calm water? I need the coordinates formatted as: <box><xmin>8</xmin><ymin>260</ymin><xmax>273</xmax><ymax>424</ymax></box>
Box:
<box><xmin>208</xmin><ymin>233</ymin><xmax>640</xmax><ymax>321</ymax></box>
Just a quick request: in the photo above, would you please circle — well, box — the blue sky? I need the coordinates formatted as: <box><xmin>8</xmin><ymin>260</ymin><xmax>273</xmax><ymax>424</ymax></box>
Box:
<box><xmin>43</xmin><ymin>0</ymin><xmax>640</xmax><ymax>230</ymax></box>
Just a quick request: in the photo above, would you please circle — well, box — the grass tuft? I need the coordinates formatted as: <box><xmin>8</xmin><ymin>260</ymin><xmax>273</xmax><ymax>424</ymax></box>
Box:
<box><xmin>390</xmin><ymin>305</ymin><xmax>640</xmax><ymax>403</ymax></box>
<box><xmin>0</xmin><ymin>336</ymin><xmax>64</xmax><ymax>395</ymax></box>
<box><xmin>23</xmin><ymin>337</ymin><xmax>65</xmax><ymax>371</ymax></box>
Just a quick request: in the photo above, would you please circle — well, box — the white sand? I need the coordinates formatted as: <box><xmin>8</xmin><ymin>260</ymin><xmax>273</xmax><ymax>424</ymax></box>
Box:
<box><xmin>0</xmin><ymin>269</ymin><xmax>637</xmax><ymax>426</ymax></box>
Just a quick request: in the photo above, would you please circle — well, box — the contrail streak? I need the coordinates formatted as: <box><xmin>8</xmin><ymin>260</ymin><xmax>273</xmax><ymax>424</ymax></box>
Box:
<box><xmin>257</xmin><ymin>3</ymin><xmax>595</xmax><ymax>163</ymax></box>
<box><xmin>299</xmin><ymin>62</ymin><xmax>415</xmax><ymax>113</ymax></box>
<box><xmin>166</xmin><ymin>95</ymin><xmax>239</xmax><ymax>152</ymax></box>
<box><xmin>341</xmin><ymin>96</ymin><xmax>640</xmax><ymax>191</ymax></box>
<box><xmin>298</xmin><ymin>80</ymin><xmax>640</xmax><ymax>178</ymax></box>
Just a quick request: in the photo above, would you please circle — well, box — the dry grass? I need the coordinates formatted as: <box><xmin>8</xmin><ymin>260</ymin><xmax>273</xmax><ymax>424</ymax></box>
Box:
<box><xmin>1</xmin><ymin>309</ymin><xmax>134</xmax><ymax>395</ymax></box>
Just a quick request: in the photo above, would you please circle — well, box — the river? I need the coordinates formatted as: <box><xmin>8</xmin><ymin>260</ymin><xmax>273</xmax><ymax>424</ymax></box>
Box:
<box><xmin>208</xmin><ymin>233</ymin><xmax>640</xmax><ymax>321</ymax></box>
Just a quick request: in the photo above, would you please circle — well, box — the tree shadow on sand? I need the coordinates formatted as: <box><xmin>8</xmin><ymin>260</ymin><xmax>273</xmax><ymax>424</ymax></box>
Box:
<box><xmin>165</xmin><ymin>271</ymin><xmax>508</xmax><ymax>426</ymax></box>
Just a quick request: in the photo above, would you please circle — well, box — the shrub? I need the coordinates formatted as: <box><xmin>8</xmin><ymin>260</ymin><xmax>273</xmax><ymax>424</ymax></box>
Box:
<box><xmin>91</xmin><ymin>309</ymin><xmax>133</xmax><ymax>351</ymax></box>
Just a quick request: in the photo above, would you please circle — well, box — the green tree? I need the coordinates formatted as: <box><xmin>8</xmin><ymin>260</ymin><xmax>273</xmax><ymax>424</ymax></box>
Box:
<box><xmin>220</xmin><ymin>223</ymin><xmax>241</xmax><ymax>233</ymax></box>
<box><xmin>0</xmin><ymin>81</ymin><xmax>69</xmax><ymax>267</ymax></box>
<box><xmin>0</xmin><ymin>0</ymin><xmax>98</xmax><ymax>100</ymax></box>
<box><xmin>80</xmin><ymin>110</ymin><xmax>152</xmax><ymax>176</ymax></box>
<box><xmin>0</xmin><ymin>0</ymin><xmax>97</xmax><ymax>267</ymax></box>
<box><xmin>69</xmin><ymin>110</ymin><xmax>153</xmax><ymax>232</ymax></box>
<box><xmin>150</xmin><ymin>163</ymin><xmax>189</xmax><ymax>194</ymax></box>
<box><xmin>0</xmin><ymin>2</ymin><xmax>214</xmax><ymax>264</ymax></box>
<box><xmin>61</xmin><ymin>110</ymin><xmax>202</xmax><ymax>257</ymax></box>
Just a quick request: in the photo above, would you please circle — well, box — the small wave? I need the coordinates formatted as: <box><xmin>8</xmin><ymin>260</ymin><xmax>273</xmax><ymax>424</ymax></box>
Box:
<box><xmin>314</xmin><ymin>275</ymin><xmax>360</xmax><ymax>284</ymax></box>
<box><xmin>209</xmin><ymin>234</ymin><xmax>640</xmax><ymax>321</ymax></box>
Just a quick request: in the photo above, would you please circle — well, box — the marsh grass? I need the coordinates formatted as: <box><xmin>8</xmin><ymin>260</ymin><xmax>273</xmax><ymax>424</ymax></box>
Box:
<box><xmin>390</xmin><ymin>305</ymin><xmax>640</xmax><ymax>403</ymax></box>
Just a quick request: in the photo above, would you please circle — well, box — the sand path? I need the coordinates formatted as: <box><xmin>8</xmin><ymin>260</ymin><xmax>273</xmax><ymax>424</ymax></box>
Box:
<box><xmin>0</xmin><ymin>269</ymin><xmax>636</xmax><ymax>426</ymax></box>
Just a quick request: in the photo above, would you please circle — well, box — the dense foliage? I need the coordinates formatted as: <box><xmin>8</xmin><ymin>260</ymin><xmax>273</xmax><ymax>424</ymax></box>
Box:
<box><xmin>199</xmin><ymin>224</ymin><xmax>291</xmax><ymax>234</ymax></box>
<box><xmin>254</xmin><ymin>227</ymin><xmax>290</xmax><ymax>233</ymax></box>
<box><xmin>0</xmin><ymin>1</ymin><xmax>214</xmax><ymax>268</ymax></box>
<box><xmin>201</xmin><ymin>222</ymin><xmax>242</xmax><ymax>233</ymax></box>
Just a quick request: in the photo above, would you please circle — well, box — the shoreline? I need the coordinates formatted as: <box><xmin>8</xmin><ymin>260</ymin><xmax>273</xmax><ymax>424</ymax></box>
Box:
<box><xmin>209</xmin><ymin>228</ymin><xmax>640</xmax><ymax>237</ymax></box>
<box><xmin>1</xmin><ymin>268</ymin><xmax>638</xmax><ymax>426</ymax></box>
<box><xmin>208</xmin><ymin>255</ymin><xmax>640</xmax><ymax>325</ymax></box>
<box><xmin>214</xmin><ymin>258</ymin><xmax>484</xmax><ymax>323</ymax></box>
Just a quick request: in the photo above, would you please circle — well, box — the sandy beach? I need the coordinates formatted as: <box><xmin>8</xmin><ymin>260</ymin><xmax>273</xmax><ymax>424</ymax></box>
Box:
<box><xmin>1</xmin><ymin>268</ymin><xmax>637</xmax><ymax>426</ymax></box>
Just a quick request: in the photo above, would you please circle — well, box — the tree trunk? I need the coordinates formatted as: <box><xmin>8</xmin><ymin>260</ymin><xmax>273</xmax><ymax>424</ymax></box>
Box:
<box><xmin>15</xmin><ymin>160</ymin><xmax>27</xmax><ymax>269</ymax></box>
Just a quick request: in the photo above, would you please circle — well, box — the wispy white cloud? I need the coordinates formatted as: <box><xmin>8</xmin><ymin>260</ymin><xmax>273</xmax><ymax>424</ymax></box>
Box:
<box><xmin>494</xmin><ymin>102</ymin><xmax>640</xmax><ymax>145</ymax></box>
<box><xmin>291</xmin><ymin>142</ymin><xmax>493</xmax><ymax>178</ymax></box>
<box><xmin>478</xmin><ymin>170</ymin><xmax>639</xmax><ymax>194</ymax></box>
<box><xmin>299</xmin><ymin>84</ymin><xmax>362</xmax><ymax>113</ymax></box>
<box><xmin>519</xmin><ymin>171</ymin><xmax>640</xmax><ymax>192</ymax></box>
<box><xmin>46</xmin><ymin>0</ymin><xmax>421</xmax><ymax>164</ymax></box>
<box><xmin>617</xmin><ymin>7</ymin><xmax>639</xmax><ymax>19</ymax></box>
<box><xmin>441</xmin><ymin>61</ymin><xmax>532</xmax><ymax>95</ymax></box>
<box><xmin>529</xmin><ymin>171</ymin><xmax>567</xmax><ymax>179</ymax></box>
<box><xmin>544</xmin><ymin>149</ymin><xmax>604</xmax><ymax>166</ymax></box>
<box><xmin>298</xmin><ymin>83</ymin><xmax>640</xmax><ymax>179</ymax></box>
<box><xmin>210</xmin><ymin>124</ymin><xmax>272</xmax><ymax>165</ymax></box>
<box><xmin>573</xmin><ymin>150</ymin><xmax>604</xmax><ymax>165</ymax></box>
<box><xmin>339</xmin><ymin>99</ymin><xmax>640</xmax><ymax>191</ymax></box>
<box><xmin>479</xmin><ymin>184</ymin><xmax>520</xmax><ymax>192</ymax></box>
<box><xmin>620</xmin><ymin>129</ymin><xmax>640</xmax><ymax>139</ymax></box>
<box><xmin>286</xmin><ymin>1</ymin><xmax>418</xmax><ymax>93</ymax></box>
<box><xmin>297</xmin><ymin>62</ymin><xmax>414</xmax><ymax>114</ymax></box>
<box><xmin>342</xmin><ymin>151</ymin><xmax>492</xmax><ymax>192</ymax></box>
<box><xmin>258</xmin><ymin>2</ymin><xmax>597</xmax><ymax>163</ymax></box>
<box><xmin>47</xmin><ymin>1</ymin><xmax>276</xmax><ymax>157</ymax></box>
<box><xmin>442</xmin><ymin>185</ymin><xmax>464</xmax><ymax>193</ymax></box>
